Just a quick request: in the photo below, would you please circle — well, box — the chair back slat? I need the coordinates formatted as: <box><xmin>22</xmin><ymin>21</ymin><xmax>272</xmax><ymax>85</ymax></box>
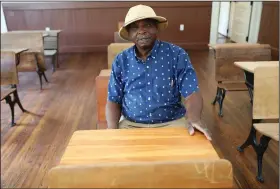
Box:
<box><xmin>210</xmin><ymin>44</ymin><xmax>271</xmax><ymax>82</ymax></box>
<box><xmin>44</xmin><ymin>36</ymin><xmax>58</xmax><ymax>50</ymax></box>
<box><xmin>1</xmin><ymin>32</ymin><xmax>44</xmax><ymax>52</ymax></box>
<box><xmin>1</xmin><ymin>51</ymin><xmax>18</xmax><ymax>85</ymax></box>
<box><xmin>107</xmin><ymin>43</ymin><xmax>134</xmax><ymax>69</ymax></box>
<box><xmin>1</xmin><ymin>32</ymin><xmax>47</xmax><ymax>72</ymax></box>
<box><xmin>253</xmin><ymin>66</ymin><xmax>279</xmax><ymax>119</ymax></box>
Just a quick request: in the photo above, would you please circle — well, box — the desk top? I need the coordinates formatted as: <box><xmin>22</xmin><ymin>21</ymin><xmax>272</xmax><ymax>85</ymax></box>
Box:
<box><xmin>1</xmin><ymin>48</ymin><xmax>28</xmax><ymax>54</ymax></box>
<box><xmin>234</xmin><ymin>61</ymin><xmax>279</xmax><ymax>73</ymax></box>
<box><xmin>59</xmin><ymin>127</ymin><xmax>219</xmax><ymax>166</ymax></box>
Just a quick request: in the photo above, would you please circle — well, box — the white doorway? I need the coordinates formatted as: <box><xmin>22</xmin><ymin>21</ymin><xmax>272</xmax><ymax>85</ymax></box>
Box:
<box><xmin>209</xmin><ymin>2</ymin><xmax>263</xmax><ymax>45</ymax></box>
<box><xmin>230</xmin><ymin>2</ymin><xmax>252</xmax><ymax>43</ymax></box>
<box><xmin>1</xmin><ymin>3</ymin><xmax>8</xmax><ymax>33</ymax></box>
<box><xmin>218</xmin><ymin>2</ymin><xmax>230</xmax><ymax>37</ymax></box>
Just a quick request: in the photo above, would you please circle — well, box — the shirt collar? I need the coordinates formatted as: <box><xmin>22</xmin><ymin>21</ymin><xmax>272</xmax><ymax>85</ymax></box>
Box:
<box><xmin>133</xmin><ymin>39</ymin><xmax>160</xmax><ymax>62</ymax></box>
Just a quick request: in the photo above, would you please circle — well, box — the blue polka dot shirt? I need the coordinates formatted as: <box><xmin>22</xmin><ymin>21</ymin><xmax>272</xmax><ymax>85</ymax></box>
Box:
<box><xmin>108</xmin><ymin>40</ymin><xmax>199</xmax><ymax>124</ymax></box>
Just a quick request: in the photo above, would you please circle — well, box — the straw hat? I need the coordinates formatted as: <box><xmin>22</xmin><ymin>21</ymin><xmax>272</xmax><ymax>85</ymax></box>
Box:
<box><xmin>119</xmin><ymin>4</ymin><xmax>168</xmax><ymax>41</ymax></box>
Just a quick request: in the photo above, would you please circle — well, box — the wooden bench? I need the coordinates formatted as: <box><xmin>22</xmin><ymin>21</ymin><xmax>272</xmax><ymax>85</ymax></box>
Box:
<box><xmin>107</xmin><ymin>43</ymin><xmax>134</xmax><ymax>69</ymax></box>
<box><xmin>1</xmin><ymin>51</ymin><xmax>26</xmax><ymax>126</ymax></box>
<box><xmin>95</xmin><ymin>69</ymin><xmax>111</xmax><ymax>129</ymax></box>
<box><xmin>237</xmin><ymin>66</ymin><xmax>279</xmax><ymax>182</ymax></box>
<box><xmin>1</xmin><ymin>32</ymin><xmax>49</xmax><ymax>90</ymax></box>
<box><xmin>209</xmin><ymin>43</ymin><xmax>271</xmax><ymax>117</ymax></box>
<box><xmin>48</xmin><ymin>127</ymin><xmax>233</xmax><ymax>188</ymax></box>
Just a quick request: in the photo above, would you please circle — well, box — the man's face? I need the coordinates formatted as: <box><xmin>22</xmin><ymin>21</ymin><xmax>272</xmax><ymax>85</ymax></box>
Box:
<box><xmin>127</xmin><ymin>19</ymin><xmax>158</xmax><ymax>49</ymax></box>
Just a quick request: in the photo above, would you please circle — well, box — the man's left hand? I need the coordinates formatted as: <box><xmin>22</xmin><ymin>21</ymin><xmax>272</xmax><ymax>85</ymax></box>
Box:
<box><xmin>187</xmin><ymin>120</ymin><xmax>212</xmax><ymax>141</ymax></box>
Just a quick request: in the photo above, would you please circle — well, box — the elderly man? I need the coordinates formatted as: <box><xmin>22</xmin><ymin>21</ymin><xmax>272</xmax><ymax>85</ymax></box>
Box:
<box><xmin>106</xmin><ymin>4</ymin><xmax>211</xmax><ymax>140</ymax></box>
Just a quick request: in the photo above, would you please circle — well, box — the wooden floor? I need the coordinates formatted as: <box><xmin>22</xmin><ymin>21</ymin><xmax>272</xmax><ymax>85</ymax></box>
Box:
<box><xmin>217</xmin><ymin>33</ymin><xmax>233</xmax><ymax>44</ymax></box>
<box><xmin>1</xmin><ymin>51</ymin><xmax>278</xmax><ymax>188</ymax></box>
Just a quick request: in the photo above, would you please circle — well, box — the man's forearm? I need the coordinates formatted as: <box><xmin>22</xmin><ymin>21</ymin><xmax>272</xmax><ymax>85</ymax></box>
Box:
<box><xmin>184</xmin><ymin>91</ymin><xmax>203</xmax><ymax>122</ymax></box>
<box><xmin>106</xmin><ymin>101</ymin><xmax>122</xmax><ymax>129</ymax></box>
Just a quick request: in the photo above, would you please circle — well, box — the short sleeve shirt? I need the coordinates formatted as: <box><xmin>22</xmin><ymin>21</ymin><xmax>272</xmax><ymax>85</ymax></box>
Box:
<box><xmin>108</xmin><ymin>40</ymin><xmax>199</xmax><ymax>124</ymax></box>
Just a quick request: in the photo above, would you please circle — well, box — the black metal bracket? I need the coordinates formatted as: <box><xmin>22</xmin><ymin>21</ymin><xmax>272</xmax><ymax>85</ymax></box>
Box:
<box><xmin>4</xmin><ymin>89</ymin><xmax>26</xmax><ymax>127</ymax></box>
<box><xmin>211</xmin><ymin>84</ymin><xmax>226</xmax><ymax>117</ymax></box>
<box><xmin>237</xmin><ymin>119</ymin><xmax>272</xmax><ymax>183</ymax></box>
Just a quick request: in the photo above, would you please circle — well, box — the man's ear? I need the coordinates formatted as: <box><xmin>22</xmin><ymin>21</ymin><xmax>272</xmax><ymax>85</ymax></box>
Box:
<box><xmin>154</xmin><ymin>26</ymin><xmax>160</xmax><ymax>36</ymax></box>
<box><xmin>156</xmin><ymin>27</ymin><xmax>160</xmax><ymax>34</ymax></box>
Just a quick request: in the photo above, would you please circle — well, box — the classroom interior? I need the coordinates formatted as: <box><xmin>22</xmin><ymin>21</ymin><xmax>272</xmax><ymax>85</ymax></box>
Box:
<box><xmin>1</xmin><ymin>2</ymin><xmax>279</xmax><ymax>189</ymax></box>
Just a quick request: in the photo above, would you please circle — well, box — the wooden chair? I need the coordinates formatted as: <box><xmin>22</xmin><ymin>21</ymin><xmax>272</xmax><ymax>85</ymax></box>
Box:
<box><xmin>96</xmin><ymin>42</ymin><xmax>135</xmax><ymax>128</ymax></box>
<box><xmin>1</xmin><ymin>32</ymin><xmax>49</xmax><ymax>90</ymax></box>
<box><xmin>209</xmin><ymin>43</ymin><xmax>271</xmax><ymax>117</ymax></box>
<box><xmin>95</xmin><ymin>69</ymin><xmax>111</xmax><ymax>129</ymax></box>
<box><xmin>237</xmin><ymin>66</ymin><xmax>279</xmax><ymax>182</ymax></box>
<box><xmin>43</xmin><ymin>31</ymin><xmax>60</xmax><ymax>72</ymax></box>
<box><xmin>1</xmin><ymin>51</ymin><xmax>26</xmax><ymax>126</ymax></box>
<box><xmin>107</xmin><ymin>43</ymin><xmax>134</xmax><ymax>69</ymax></box>
<box><xmin>48</xmin><ymin>159</ymin><xmax>233</xmax><ymax>188</ymax></box>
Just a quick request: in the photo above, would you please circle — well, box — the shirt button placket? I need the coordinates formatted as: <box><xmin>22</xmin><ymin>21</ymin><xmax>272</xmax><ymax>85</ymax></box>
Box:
<box><xmin>146</xmin><ymin>57</ymin><xmax>152</xmax><ymax>125</ymax></box>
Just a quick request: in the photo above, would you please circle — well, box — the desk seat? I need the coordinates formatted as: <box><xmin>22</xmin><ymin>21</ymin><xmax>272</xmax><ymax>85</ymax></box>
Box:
<box><xmin>254</xmin><ymin>123</ymin><xmax>279</xmax><ymax>141</ymax></box>
<box><xmin>1</xmin><ymin>88</ymin><xmax>16</xmax><ymax>100</ymax></box>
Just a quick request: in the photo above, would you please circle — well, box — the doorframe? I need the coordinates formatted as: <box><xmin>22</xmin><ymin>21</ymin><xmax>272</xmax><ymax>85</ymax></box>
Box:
<box><xmin>1</xmin><ymin>2</ymin><xmax>8</xmax><ymax>33</ymax></box>
<box><xmin>209</xmin><ymin>2</ymin><xmax>220</xmax><ymax>45</ymax></box>
<box><xmin>209</xmin><ymin>2</ymin><xmax>263</xmax><ymax>45</ymax></box>
<box><xmin>218</xmin><ymin>2</ymin><xmax>231</xmax><ymax>37</ymax></box>
<box><xmin>248</xmin><ymin>2</ymin><xmax>263</xmax><ymax>43</ymax></box>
